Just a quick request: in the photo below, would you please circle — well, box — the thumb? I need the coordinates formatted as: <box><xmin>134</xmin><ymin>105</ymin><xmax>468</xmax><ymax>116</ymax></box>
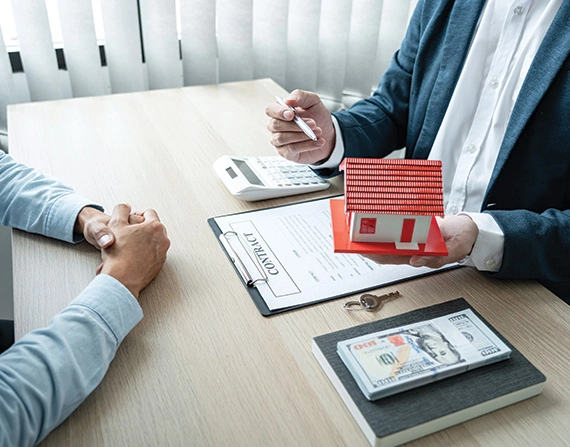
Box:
<box><xmin>409</xmin><ymin>256</ymin><xmax>429</xmax><ymax>267</ymax></box>
<box><xmin>286</xmin><ymin>89</ymin><xmax>320</xmax><ymax>111</ymax></box>
<box><xmin>87</xmin><ymin>221</ymin><xmax>114</xmax><ymax>249</ymax></box>
<box><xmin>96</xmin><ymin>231</ymin><xmax>114</xmax><ymax>249</ymax></box>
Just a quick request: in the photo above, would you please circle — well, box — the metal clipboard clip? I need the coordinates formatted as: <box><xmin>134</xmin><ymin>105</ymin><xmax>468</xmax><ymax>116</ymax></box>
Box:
<box><xmin>219</xmin><ymin>231</ymin><xmax>268</xmax><ymax>287</ymax></box>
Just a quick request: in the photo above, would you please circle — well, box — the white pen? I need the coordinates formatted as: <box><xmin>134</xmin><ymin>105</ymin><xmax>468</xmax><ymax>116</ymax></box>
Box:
<box><xmin>275</xmin><ymin>96</ymin><xmax>318</xmax><ymax>141</ymax></box>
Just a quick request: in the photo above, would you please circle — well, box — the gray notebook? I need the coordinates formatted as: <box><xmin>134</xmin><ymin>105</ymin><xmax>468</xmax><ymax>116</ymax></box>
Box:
<box><xmin>312</xmin><ymin>298</ymin><xmax>546</xmax><ymax>447</ymax></box>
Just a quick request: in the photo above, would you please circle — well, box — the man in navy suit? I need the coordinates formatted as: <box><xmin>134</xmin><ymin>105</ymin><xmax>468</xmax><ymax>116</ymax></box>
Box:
<box><xmin>266</xmin><ymin>0</ymin><xmax>570</xmax><ymax>303</ymax></box>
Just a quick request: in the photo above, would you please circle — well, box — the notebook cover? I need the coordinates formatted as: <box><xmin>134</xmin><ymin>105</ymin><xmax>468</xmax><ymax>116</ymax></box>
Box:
<box><xmin>312</xmin><ymin>298</ymin><xmax>546</xmax><ymax>444</ymax></box>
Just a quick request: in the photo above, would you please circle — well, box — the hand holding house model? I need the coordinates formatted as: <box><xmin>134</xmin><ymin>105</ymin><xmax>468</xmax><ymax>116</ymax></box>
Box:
<box><xmin>330</xmin><ymin>158</ymin><xmax>448</xmax><ymax>256</ymax></box>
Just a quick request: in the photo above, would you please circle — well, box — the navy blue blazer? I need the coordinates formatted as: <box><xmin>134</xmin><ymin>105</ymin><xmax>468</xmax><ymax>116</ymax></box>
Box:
<box><xmin>328</xmin><ymin>0</ymin><xmax>570</xmax><ymax>301</ymax></box>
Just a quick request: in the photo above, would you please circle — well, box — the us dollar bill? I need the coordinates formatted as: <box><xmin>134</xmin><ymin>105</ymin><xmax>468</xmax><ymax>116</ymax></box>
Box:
<box><xmin>337</xmin><ymin>309</ymin><xmax>512</xmax><ymax>400</ymax></box>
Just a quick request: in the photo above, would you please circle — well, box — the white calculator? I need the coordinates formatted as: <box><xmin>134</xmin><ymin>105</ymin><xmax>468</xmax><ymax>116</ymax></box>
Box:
<box><xmin>213</xmin><ymin>155</ymin><xmax>331</xmax><ymax>201</ymax></box>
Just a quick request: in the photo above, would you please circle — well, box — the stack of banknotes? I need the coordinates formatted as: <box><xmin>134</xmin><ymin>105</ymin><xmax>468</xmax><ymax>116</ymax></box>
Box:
<box><xmin>337</xmin><ymin>309</ymin><xmax>512</xmax><ymax>400</ymax></box>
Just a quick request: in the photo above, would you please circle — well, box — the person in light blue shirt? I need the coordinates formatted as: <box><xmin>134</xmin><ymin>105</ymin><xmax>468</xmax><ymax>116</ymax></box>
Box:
<box><xmin>0</xmin><ymin>150</ymin><xmax>171</xmax><ymax>446</ymax></box>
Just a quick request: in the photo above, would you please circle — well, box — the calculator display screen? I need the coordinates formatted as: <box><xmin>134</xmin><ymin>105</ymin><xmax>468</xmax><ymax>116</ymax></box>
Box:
<box><xmin>225</xmin><ymin>167</ymin><xmax>238</xmax><ymax>179</ymax></box>
<box><xmin>232</xmin><ymin>158</ymin><xmax>263</xmax><ymax>186</ymax></box>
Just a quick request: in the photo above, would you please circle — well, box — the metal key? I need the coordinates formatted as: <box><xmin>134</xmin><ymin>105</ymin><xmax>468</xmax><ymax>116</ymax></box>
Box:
<box><xmin>359</xmin><ymin>291</ymin><xmax>401</xmax><ymax>312</ymax></box>
<box><xmin>344</xmin><ymin>291</ymin><xmax>401</xmax><ymax>312</ymax></box>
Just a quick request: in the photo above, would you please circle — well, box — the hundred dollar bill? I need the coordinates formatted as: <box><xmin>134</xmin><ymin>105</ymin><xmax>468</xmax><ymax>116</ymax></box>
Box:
<box><xmin>337</xmin><ymin>309</ymin><xmax>511</xmax><ymax>400</ymax></box>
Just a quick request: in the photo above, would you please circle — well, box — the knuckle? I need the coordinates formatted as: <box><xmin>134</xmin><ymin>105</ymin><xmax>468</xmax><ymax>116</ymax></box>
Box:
<box><xmin>266</xmin><ymin>118</ymin><xmax>278</xmax><ymax>132</ymax></box>
<box><xmin>270</xmin><ymin>132</ymin><xmax>284</xmax><ymax>147</ymax></box>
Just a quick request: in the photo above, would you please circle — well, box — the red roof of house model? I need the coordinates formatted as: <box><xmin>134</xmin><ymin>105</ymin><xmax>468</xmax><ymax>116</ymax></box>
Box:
<box><xmin>340</xmin><ymin>158</ymin><xmax>444</xmax><ymax>216</ymax></box>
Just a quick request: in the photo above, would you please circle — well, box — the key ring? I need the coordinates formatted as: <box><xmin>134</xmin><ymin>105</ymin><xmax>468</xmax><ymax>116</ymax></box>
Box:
<box><xmin>343</xmin><ymin>300</ymin><xmax>367</xmax><ymax>311</ymax></box>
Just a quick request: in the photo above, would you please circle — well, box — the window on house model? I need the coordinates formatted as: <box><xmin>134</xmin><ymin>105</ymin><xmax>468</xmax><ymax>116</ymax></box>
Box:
<box><xmin>359</xmin><ymin>218</ymin><xmax>377</xmax><ymax>234</ymax></box>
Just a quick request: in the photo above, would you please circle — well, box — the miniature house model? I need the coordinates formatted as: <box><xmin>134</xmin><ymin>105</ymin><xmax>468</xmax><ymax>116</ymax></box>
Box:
<box><xmin>340</xmin><ymin>158</ymin><xmax>444</xmax><ymax>251</ymax></box>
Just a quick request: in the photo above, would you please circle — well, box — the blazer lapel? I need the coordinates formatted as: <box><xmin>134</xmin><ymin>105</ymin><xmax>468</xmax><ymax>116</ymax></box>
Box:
<box><xmin>489</xmin><ymin>0</ymin><xmax>570</xmax><ymax>188</ymax></box>
<box><xmin>413</xmin><ymin>0</ymin><xmax>487</xmax><ymax>159</ymax></box>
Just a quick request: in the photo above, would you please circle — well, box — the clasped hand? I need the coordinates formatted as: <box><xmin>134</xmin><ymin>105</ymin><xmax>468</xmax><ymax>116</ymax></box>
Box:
<box><xmin>76</xmin><ymin>204</ymin><xmax>170</xmax><ymax>299</ymax></box>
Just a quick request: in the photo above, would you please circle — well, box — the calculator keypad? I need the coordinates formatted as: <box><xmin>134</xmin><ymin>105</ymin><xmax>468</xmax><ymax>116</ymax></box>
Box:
<box><xmin>255</xmin><ymin>157</ymin><xmax>329</xmax><ymax>187</ymax></box>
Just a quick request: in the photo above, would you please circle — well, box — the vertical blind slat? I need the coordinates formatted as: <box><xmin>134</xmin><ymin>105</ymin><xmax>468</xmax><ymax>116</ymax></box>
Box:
<box><xmin>252</xmin><ymin>0</ymin><xmax>288</xmax><ymax>88</ymax></box>
<box><xmin>343</xmin><ymin>0</ymin><xmax>384</xmax><ymax>101</ymax></box>
<box><xmin>217</xmin><ymin>0</ymin><xmax>254</xmax><ymax>83</ymax></box>
<box><xmin>374</xmin><ymin>0</ymin><xmax>414</xmax><ymax>85</ymax></box>
<box><xmin>10</xmin><ymin>0</ymin><xmax>63</xmax><ymax>101</ymax></box>
<box><xmin>179</xmin><ymin>0</ymin><xmax>217</xmax><ymax>86</ymax></box>
<box><xmin>56</xmin><ymin>0</ymin><xmax>106</xmax><ymax>97</ymax></box>
<box><xmin>315</xmin><ymin>0</ymin><xmax>352</xmax><ymax>106</ymax></box>
<box><xmin>139</xmin><ymin>0</ymin><xmax>182</xmax><ymax>90</ymax></box>
<box><xmin>408</xmin><ymin>0</ymin><xmax>420</xmax><ymax>20</ymax></box>
<box><xmin>99</xmin><ymin>0</ymin><xmax>145</xmax><ymax>93</ymax></box>
<box><xmin>286</xmin><ymin>0</ymin><xmax>321</xmax><ymax>93</ymax></box>
<box><xmin>0</xmin><ymin>24</ymin><xmax>16</xmax><ymax>150</ymax></box>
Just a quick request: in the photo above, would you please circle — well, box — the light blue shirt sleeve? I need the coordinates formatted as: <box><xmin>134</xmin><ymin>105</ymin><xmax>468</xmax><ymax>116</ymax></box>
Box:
<box><xmin>0</xmin><ymin>274</ymin><xmax>143</xmax><ymax>447</ymax></box>
<box><xmin>0</xmin><ymin>150</ymin><xmax>102</xmax><ymax>243</ymax></box>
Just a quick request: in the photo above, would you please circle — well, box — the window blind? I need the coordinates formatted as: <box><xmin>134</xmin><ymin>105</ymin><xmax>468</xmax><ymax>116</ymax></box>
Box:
<box><xmin>139</xmin><ymin>0</ymin><xmax>182</xmax><ymax>90</ymax></box>
<box><xmin>0</xmin><ymin>0</ymin><xmax>416</xmax><ymax>150</ymax></box>
<box><xmin>0</xmin><ymin>24</ymin><xmax>15</xmax><ymax>150</ymax></box>
<box><xmin>56</xmin><ymin>0</ymin><xmax>106</xmax><ymax>97</ymax></box>
<box><xmin>10</xmin><ymin>0</ymin><xmax>63</xmax><ymax>101</ymax></box>
<box><xmin>99</xmin><ymin>0</ymin><xmax>145</xmax><ymax>93</ymax></box>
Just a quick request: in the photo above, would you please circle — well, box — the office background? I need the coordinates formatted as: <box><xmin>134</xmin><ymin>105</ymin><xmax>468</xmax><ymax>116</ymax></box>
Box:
<box><xmin>0</xmin><ymin>0</ymin><xmax>418</xmax><ymax>319</ymax></box>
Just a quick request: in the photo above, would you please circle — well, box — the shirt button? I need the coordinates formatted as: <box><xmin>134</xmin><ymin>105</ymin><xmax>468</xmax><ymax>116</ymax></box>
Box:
<box><xmin>489</xmin><ymin>78</ymin><xmax>499</xmax><ymax>89</ymax></box>
<box><xmin>485</xmin><ymin>258</ymin><xmax>497</xmax><ymax>268</ymax></box>
<box><xmin>514</xmin><ymin>5</ymin><xmax>524</xmax><ymax>15</ymax></box>
<box><xmin>449</xmin><ymin>205</ymin><xmax>458</xmax><ymax>214</ymax></box>
<box><xmin>466</xmin><ymin>144</ymin><xmax>477</xmax><ymax>153</ymax></box>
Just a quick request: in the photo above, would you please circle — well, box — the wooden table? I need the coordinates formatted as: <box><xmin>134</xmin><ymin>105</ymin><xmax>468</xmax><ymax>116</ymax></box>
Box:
<box><xmin>9</xmin><ymin>79</ymin><xmax>570</xmax><ymax>446</ymax></box>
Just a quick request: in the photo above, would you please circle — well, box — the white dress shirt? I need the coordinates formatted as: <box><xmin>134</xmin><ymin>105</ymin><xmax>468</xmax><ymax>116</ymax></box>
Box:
<box><xmin>318</xmin><ymin>0</ymin><xmax>562</xmax><ymax>272</ymax></box>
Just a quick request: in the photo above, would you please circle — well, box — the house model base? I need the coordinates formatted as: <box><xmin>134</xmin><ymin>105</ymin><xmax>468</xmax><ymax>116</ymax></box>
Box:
<box><xmin>330</xmin><ymin>198</ymin><xmax>448</xmax><ymax>256</ymax></box>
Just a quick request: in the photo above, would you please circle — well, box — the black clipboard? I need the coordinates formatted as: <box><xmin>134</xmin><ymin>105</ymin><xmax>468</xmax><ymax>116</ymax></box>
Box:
<box><xmin>208</xmin><ymin>197</ymin><xmax>456</xmax><ymax>316</ymax></box>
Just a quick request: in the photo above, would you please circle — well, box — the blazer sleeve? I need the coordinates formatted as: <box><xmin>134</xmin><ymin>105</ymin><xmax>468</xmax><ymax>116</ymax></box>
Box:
<box><xmin>487</xmin><ymin>208</ymin><xmax>570</xmax><ymax>286</ymax></box>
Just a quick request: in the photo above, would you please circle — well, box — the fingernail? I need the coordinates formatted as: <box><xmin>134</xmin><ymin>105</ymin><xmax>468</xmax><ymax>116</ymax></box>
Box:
<box><xmin>99</xmin><ymin>234</ymin><xmax>112</xmax><ymax>246</ymax></box>
<box><xmin>283</xmin><ymin>110</ymin><xmax>294</xmax><ymax>120</ymax></box>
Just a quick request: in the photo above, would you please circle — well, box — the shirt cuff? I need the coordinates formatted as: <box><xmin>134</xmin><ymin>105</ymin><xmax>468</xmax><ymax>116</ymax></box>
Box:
<box><xmin>308</xmin><ymin>116</ymin><xmax>345</xmax><ymax>170</ymax></box>
<box><xmin>47</xmin><ymin>194</ymin><xmax>103</xmax><ymax>244</ymax></box>
<box><xmin>460</xmin><ymin>212</ymin><xmax>504</xmax><ymax>272</ymax></box>
<box><xmin>68</xmin><ymin>274</ymin><xmax>143</xmax><ymax>344</ymax></box>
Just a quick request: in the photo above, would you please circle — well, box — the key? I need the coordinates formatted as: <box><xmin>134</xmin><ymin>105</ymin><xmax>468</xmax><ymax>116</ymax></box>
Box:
<box><xmin>359</xmin><ymin>291</ymin><xmax>401</xmax><ymax>312</ymax></box>
<box><xmin>344</xmin><ymin>291</ymin><xmax>401</xmax><ymax>312</ymax></box>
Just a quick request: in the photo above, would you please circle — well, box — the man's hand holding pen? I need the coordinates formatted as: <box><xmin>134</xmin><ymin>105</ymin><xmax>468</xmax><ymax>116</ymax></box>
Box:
<box><xmin>266</xmin><ymin>90</ymin><xmax>336</xmax><ymax>165</ymax></box>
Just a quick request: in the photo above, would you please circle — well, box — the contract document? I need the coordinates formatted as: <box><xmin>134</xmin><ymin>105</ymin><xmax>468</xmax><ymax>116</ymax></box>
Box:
<box><xmin>209</xmin><ymin>197</ymin><xmax>455</xmax><ymax>315</ymax></box>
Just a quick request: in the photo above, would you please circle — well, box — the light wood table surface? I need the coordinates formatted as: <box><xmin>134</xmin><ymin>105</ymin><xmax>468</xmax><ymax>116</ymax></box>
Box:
<box><xmin>9</xmin><ymin>79</ymin><xmax>570</xmax><ymax>447</ymax></box>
